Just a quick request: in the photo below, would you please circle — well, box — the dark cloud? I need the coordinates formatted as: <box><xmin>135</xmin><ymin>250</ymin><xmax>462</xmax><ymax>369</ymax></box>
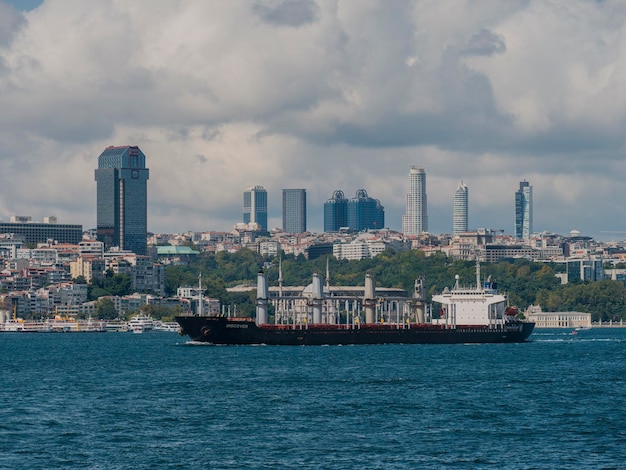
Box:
<box><xmin>461</xmin><ymin>29</ymin><xmax>506</xmax><ymax>57</ymax></box>
<box><xmin>253</xmin><ymin>0</ymin><xmax>320</xmax><ymax>27</ymax></box>
<box><xmin>265</xmin><ymin>46</ymin><xmax>512</xmax><ymax>153</ymax></box>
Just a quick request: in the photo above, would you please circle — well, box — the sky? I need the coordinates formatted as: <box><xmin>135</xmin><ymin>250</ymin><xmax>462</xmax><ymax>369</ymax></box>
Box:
<box><xmin>1</xmin><ymin>0</ymin><xmax>626</xmax><ymax>241</ymax></box>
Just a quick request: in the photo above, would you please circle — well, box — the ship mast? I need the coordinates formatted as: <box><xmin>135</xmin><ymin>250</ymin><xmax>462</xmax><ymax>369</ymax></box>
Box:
<box><xmin>278</xmin><ymin>256</ymin><xmax>283</xmax><ymax>298</ymax></box>
<box><xmin>197</xmin><ymin>273</ymin><xmax>203</xmax><ymax>316</ymax></box>
<box><xmin>325</xmin><ymin>257</ymin><xmax>330</xmax><ymax>291</ymax></box>
<box><xmin>278</xmin><ymin>256</ymin><xmax>283</xmax><ymax>324</ymax></box>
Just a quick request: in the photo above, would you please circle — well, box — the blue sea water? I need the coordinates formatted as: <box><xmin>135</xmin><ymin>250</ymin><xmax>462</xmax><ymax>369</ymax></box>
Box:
<box><xmin>1</xmin><ymin>329</ymin><xmax>625</xmax><ymax>470</ymax></box>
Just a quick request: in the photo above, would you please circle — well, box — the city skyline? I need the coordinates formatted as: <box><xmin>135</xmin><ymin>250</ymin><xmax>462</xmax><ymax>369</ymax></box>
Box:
<box><xmin>2</xmin><ymin>2</ymin><xmax>626</xmax><ymax>241</ymax></box>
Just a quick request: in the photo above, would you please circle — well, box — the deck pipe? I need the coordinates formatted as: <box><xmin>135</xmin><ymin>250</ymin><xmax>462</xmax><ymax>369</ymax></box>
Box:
<box><xmin>312</xmin><ymin>273</ymin><xmax>323</xmax><ymax>324</ymax></box>
<box><xmin>256</xmin><ymin>271</ymin><xmax>268</xmax><ymax>325</ymax></box>
<box><xmin>364</xmin><ymin>274</ymin><xmax>375</xmax><ymax>324</ymax></box>
<box><xmin>414</xmin><ymin>276</ymin><xmax>426</xmax><ymax>323</ymax></box>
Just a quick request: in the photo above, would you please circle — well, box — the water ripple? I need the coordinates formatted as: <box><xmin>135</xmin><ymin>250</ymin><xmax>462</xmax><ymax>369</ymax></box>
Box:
<box><xmin>0</xmin><ymin>329</ymin><xmax>625</xmax><ymax>469</ymax></box>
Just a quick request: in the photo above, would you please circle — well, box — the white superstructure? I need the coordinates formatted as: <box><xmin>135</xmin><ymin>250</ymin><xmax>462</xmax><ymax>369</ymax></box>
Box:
<box><xmin>431</xmin><ymin>264</ymin><xmax>512</xmax><ymax>327</ymax></box>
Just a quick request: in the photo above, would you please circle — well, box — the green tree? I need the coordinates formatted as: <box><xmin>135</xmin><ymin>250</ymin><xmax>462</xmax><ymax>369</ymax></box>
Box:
<box><xmin>137</xmin><ymin>304</ymin><xmax>183</xmax><ymax>321</ymax></box>
<box><xmin>103</xmin><ymin>274</ymin><xmax>132</xmax><ymax>297</ymax></box>
<box><xmin>94</xmin><ymin>298</ymin><xmax>118</xmax><ymax>320</ymax></box>
<box><xmin>159</xmin><ymin>248</ymin><xmax>626</xmax><ymax>321</ymax></box>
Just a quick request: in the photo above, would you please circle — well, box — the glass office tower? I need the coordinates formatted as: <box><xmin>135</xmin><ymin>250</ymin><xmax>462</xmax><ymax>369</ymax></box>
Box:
<box><xmin>95</xmin><ymin>145</ymin><xmax>149</xmax><ymax>255</ymax></box>
<box><xmin>282</xmin><ymin>189</ymin><xmax>307</xmax><ymax>234</ymax></box>
<box><xmin>324</xmin><ymin>190</ymin><xmax>348</xmax><ymax>232</ymax></box>
<box><xmin>347</xmin><ymin>189</ymin><xmax>384</xmax><ymax>231</ymax></box>
<box><xmin>515</xmin><ymin>180</ymin><xmax>533</xmax><ymax>239</ymax></box>
<box><xmin>243</xmin><ymin>185</ymin><xmax>268</xmax><ymax>231</ymax></box>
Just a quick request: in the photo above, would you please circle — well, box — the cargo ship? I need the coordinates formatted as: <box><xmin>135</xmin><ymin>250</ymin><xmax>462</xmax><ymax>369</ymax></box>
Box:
<box><xmin>176</xmin><ymin>263</ymin><xmax>535</xmax><ymax>345</ymax></box>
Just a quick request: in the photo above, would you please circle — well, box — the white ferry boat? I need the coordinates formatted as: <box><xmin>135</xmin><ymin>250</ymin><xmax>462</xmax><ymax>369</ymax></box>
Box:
<box><xmin>127</xmin><ymin>314</ymin><xmax>155</xmax><ymax>333</ymax></box>
<box><xmin>1</xmin><ymin>319</ymin><xmax>51</xmax><ymax>333</ymax></box>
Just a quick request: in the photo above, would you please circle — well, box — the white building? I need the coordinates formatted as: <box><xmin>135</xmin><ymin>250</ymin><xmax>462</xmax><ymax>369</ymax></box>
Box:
<box><xmin>79</xmin><ymin>241</ymin><xmax>105</xmax><ymax>257</ymax></box>
<box><xmin>333</xmin><ymin>240</ymin><xmax>370</xmax><ymax>260</ymax></box>
<box><xmin>453</xmin><ymin>181</ymin><xmax>468</xmax><ymax>235</ymax></box>
<box><xmin>258</xmin><ymin>240</ymin><xmax>279</xmax><ymax>257</ymax></box>
<box><xmin>401</xmin><ymin>166</ymin><xmax>428</xmax><ymax>235</ymax></box>
<box><xmin>16</xmin><ymin>248</ymin><xmax>58</xmax><ymax>264</ymax></box>
<box><xmin>526</xmin><ymin>310</ymin><xmax>592</xmax><ymax>328</ymax></box>
<box><xmin>333</xmin><ymin>238</ymin><xmax>390</xmax><ymax>260</ymax></box>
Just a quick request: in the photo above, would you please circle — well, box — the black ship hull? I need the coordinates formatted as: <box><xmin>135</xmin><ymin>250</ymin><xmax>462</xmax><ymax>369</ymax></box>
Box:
<box><xmin>175</xmin><ymin>316</ymin><xmax>535</xmax><ymax>345</ymax></box>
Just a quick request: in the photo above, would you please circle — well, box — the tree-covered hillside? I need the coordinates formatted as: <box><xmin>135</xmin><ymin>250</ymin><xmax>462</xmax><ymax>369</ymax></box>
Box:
<box><xmin>164</xmin><ymin>249</ymin><xmax>626</xmax><ymax>322</ymax></box>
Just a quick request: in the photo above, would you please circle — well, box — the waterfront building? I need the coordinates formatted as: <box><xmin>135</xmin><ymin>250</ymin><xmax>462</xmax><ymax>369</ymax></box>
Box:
<box><xmin>347</xmin><ymin>189</ymin><xmax>384</xmax><ymax>231</ymax></box>
<box><xmin>453</xmin><ymin>181</ymin><xmax>468</xmax><ymax>234</ymax></box>
<box><xmin>243</xmin><ymin>185</ymin><xmax>268</xmax><ymax>231</ymax></box>
<box><xmin>282</xmin><ymin>189</ymin><xmax>306</xmax><ymax>234</ymax></box>
<box><xmin>324</xmin><ymin>190</ymin><xmax>348</xmax><ymax>232</ymax></box>
<box><xmin>525</xmin><ymin>306</ymin><xmax>592</xmax><ymax>328</ymax></box>
<box><xmin>0</xmin><ymin>219</ymin><xmax>82</xmax><ymax>245</ymax></box>
<box><xmin>402</xmin><ymin>166</ymin><xmax>428</xmax><ymax>235</ymax></box>
<box><xmin>95</xmin><ymin>145</ymin><xmax>149</xmax><ymax>255</ymax></box>
<box><xmin>515</xmin><ymin>180</ymin><xmax>533</xmax><ymax>239</ymax></box>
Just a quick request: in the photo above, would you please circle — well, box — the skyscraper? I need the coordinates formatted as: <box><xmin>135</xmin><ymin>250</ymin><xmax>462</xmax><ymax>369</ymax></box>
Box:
<box><xmin>324</xmin><ymin>190</ymin><xmax>348</xmax><ymax>232</ymax></box>
<box><xmin>95</xmin><ymin>145</ymin><xmax>149</xmax><ymax>255</ymax></box>
<box><xmin>347</xmin><ymin>189</ymin><xmax>384</xmax><ymax>231</ymax></box>
<box><xmin>453</xmin><ymin>181</ymin><xmax>468</xmax><ymax>234</ymax></box>
<box><xmin>402</xmin><ymin>166</ymin><xmax>428</xmax><ymax>235</ymax></box>
<box><xmin>243</xmin><ymin>185</ymin><xmax>268</xmax><ymax>231</ymax></box>
<box><xmin>515</xmin><ymin>180</ymin><xmax>533</xmax><ymax>239</ymax></box>
<box><xmin>282</xmin><ymin>189</ymin><xmax>307</xmax><ymax>233</ymax></box>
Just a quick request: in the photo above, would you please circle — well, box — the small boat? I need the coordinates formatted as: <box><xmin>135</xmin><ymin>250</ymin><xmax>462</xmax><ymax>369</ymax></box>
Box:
<box><xmin>153</xmin><ymin>321</ymin><xmax>179</xmax><ymax>332</ymax></box>
<box><xmin>575</xmin><ymin>326</ymin><xmax>591</xmax><ymax>331</ymax></box>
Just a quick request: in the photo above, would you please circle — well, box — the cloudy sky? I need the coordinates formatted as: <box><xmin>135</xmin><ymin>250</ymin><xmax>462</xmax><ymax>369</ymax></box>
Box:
<box><xmin>1</xmin><ymin>0</ymin><xmax>626</xmax><ymax>240</ymax></box>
